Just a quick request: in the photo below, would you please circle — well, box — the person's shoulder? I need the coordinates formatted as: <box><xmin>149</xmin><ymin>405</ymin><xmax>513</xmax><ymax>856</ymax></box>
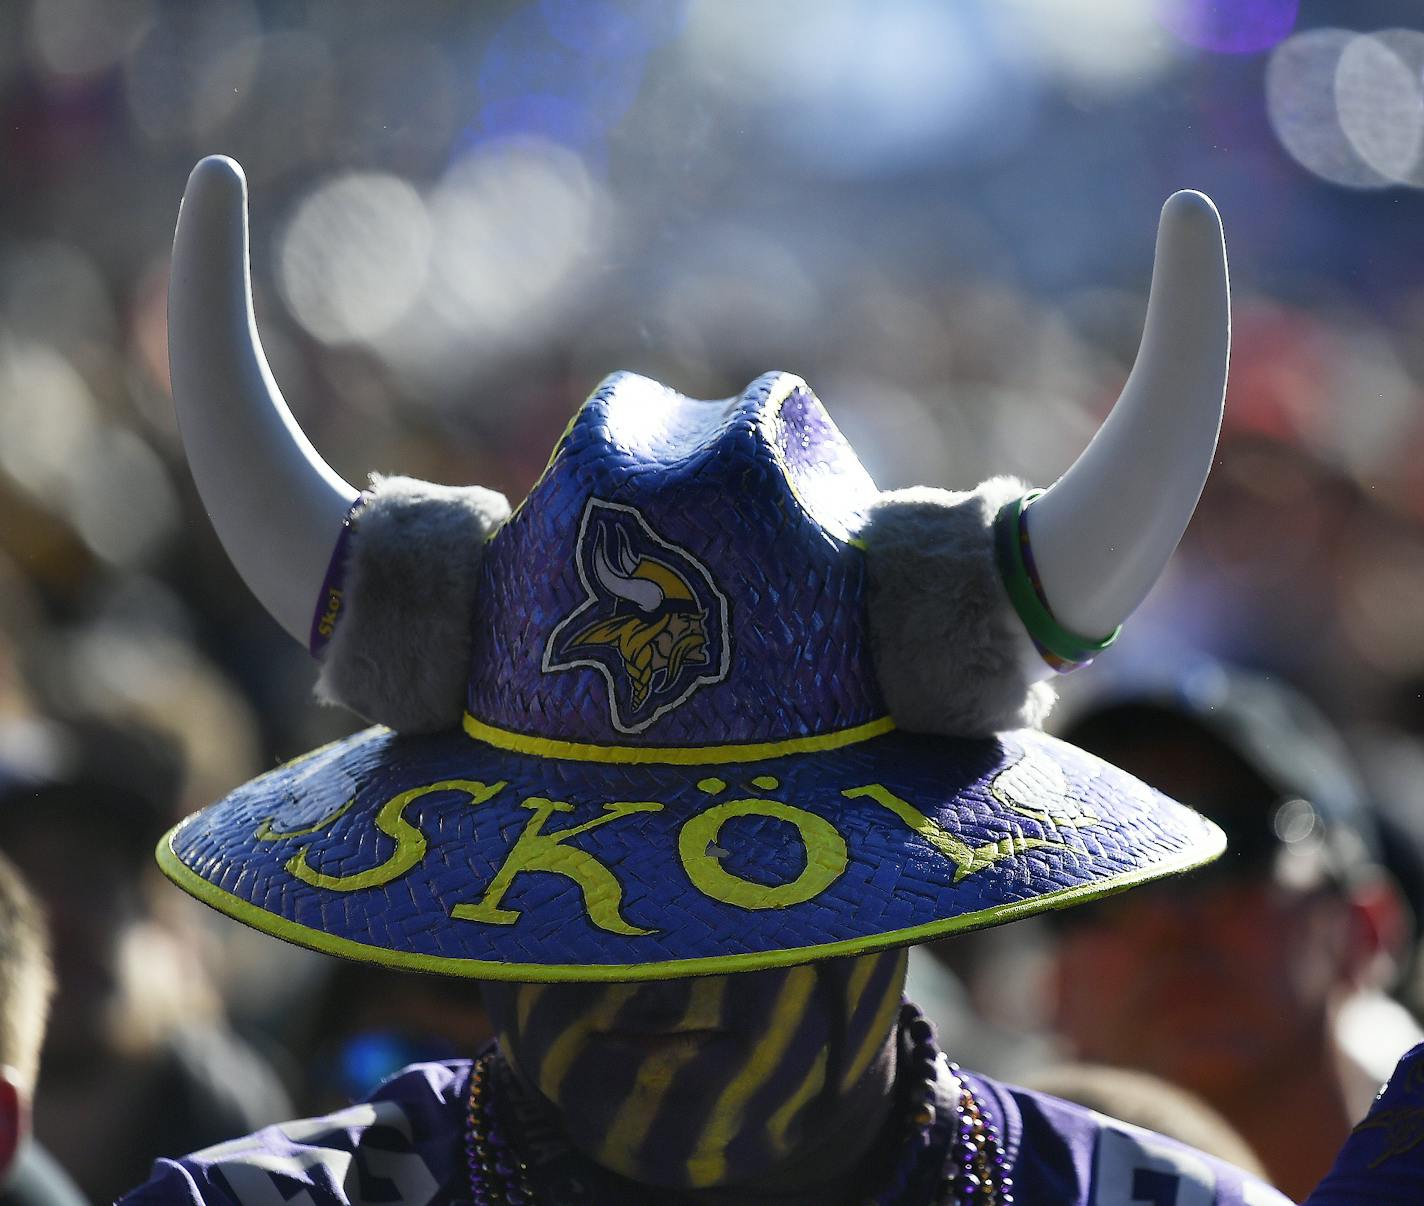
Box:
<box><xmin>117</xmin><ymin>1059</ymin><xmax>473</xmax><ymax>1205</ymax></box>
<box><xmin>967</xmin><ymin>1069</ymin><xmax>1292</xmax><ymax>1205</ymax></box>
<box><xmin>1305</xmin><ymin>1040</ymin><xmax>1424</xmax><ymax>1204</ymax></box>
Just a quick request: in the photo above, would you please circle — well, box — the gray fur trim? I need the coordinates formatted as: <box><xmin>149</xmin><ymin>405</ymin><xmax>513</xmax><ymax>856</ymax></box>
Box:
<box><xmin>859</xmin><ymin>476</ymin><xmax>1055</xmax><ymax>738</ymax></box>
<box><xmin>316</xmin><ymin>474</ymin><xmax>510</xmax><ymax>732</ymax></box>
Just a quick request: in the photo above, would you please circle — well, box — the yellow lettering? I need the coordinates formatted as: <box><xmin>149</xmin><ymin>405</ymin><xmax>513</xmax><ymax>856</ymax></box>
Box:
<box><xmin>317</xmin><ymin>590</ymin><xmax>342</xmax><ymax>637</ymax></box>
<box><xmin>842</xmin><ymin>783</ymin><xmax>1064</xmax><ymax>882</ymax></box>
<box><xmin>452</xmin><ymin>798</ymin><xmax>661</xmax><ymax>935</ymax></box>
<box><xmin>678</xmin><ymin>799</ymin><xmax>846</xmax><ymax>909</ymax></box>
<box><xmin>286</xmin><ymin>779</ymin><xmax>505</xmax><ymax>892</ymax></box>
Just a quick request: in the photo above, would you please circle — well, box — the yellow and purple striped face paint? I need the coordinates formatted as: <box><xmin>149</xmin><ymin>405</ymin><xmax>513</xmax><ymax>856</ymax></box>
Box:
<box><xmin>481</xmin><ymin>949</ymin><xmax>908</xmax><ymax>1191</ymax></box>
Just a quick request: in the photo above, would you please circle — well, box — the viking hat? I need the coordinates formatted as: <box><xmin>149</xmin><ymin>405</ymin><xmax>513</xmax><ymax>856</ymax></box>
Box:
<box><xmin>160</xmin><ymin>156</ymin><xmax>1231</xmax><ymax>981</ymax></box>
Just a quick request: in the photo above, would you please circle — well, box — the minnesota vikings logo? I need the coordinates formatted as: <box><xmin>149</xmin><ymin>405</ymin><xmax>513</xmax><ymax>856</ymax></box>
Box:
<box><xmin>544</xmin><ymin>499</ymin><xmax>730</xmax><ymax>733</ymax></box>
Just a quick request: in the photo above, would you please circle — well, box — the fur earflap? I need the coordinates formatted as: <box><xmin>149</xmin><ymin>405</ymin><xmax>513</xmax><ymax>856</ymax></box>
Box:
<box><xmin>859</xmin><ymin>476</ymin><xmax>1055</xmax><ymax>738</ymax></box>
<box><xmin>316</xmin><ymin>474</ymin><xmax>510</xmax><ymax>732</ymax></box>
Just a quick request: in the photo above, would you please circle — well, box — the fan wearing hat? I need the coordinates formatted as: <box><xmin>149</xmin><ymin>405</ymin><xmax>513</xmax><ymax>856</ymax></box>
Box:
<box><xmin>1049</xmin><ymin>668</ymin><xmax>1418</xmax><ymax>1201</ymax></box>
<box><xmin>121</xmin><ymin>158</ymin><xmax>1291</xmax><ymax>1204</ymax></box>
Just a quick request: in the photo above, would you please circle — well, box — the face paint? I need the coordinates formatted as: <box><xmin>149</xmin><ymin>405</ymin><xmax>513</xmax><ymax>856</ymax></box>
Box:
<box><xmin>482</xmin><ymin>948</ymin><xmax>908</xmax><ymax>1192</ymax></box>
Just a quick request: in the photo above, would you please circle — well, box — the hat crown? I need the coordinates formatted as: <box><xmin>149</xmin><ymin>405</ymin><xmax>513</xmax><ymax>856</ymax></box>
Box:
<box><xmin>466</xmin><ymin>372</ymin><xmax>888</xmax><ymax>747</ymax></box>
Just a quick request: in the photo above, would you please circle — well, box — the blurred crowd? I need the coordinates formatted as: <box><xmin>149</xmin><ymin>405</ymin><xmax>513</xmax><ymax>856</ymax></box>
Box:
<box><xmin>4</xmin><ymin>0</ymin><xmax>1424</xmax><ymax>1201</ymax></box>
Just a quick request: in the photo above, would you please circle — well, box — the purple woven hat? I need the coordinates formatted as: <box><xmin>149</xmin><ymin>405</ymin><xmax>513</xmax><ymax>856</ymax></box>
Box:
<box><xmin>159</xmin><ymin>157</ymin><xmax>1232</xmax><ymax>981</ymax></box>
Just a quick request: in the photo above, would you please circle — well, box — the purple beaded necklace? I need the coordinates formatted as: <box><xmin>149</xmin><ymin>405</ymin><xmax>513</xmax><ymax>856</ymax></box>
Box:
<box><xmin>464</xmin><ymin>1002</ymin><xmax>1010</xmax><ymax>1205</ymax></box>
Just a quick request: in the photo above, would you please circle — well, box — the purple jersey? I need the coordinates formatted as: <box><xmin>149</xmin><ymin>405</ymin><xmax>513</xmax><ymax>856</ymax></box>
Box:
<box><xmin>1305</xmin><ymin>1040</ymin><xmax>1424</xmax><ymax>1204</ymax></box>
<box><xmin>121</xmin><ymin>1058</ymin><xmax>1291</xmax><ymax>1205</ymax></box>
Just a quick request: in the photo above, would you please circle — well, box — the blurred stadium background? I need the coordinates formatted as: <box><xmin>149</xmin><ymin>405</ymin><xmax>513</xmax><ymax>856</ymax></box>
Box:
<box><xmin>4</xmin><ymin>0</ymin><xmax>1424</xmax><ymax>1062</ymax></box>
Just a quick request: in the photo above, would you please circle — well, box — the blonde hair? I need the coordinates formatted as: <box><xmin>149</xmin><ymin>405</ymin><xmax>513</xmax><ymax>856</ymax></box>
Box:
<box><xmin>0</xmin><ymin>852</ymin><xmax>53</xmax><ymax>1093</ymax></box>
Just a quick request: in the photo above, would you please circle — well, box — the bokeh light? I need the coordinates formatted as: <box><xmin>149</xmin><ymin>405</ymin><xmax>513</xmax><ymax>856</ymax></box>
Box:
<box><xmin>29</xmin><ymin>0</ymin><xmax>154</xmax><ymax>80</ymax></box>
<box><xmin>0</xmin><ymin>336</ymin><xmax>98</xmax><ymax>503</ymax></box>
<box><xmin>64</xmin><ymin>423</ymin><xmax>177</xmax><ymax>567</ymax></box>
<box><xmin>683</xmin><ymin>0</ymin><xmax>1036</xmax><ymax>174</ymax></box>
<box><xmin>1336</xmin><ymin>30</ymin><xmax>1424</xmax><ymax>187</ymax></box>
<box><xmin>468</xmin><ymin>0</ymin><xmax>686</xmax><ymax>160</ymax></box>
<box><xmin>122</xmin><ymin>0</ymin><xmax>259</xmax><ymax>145</ymax></box>
<box><xmin>277</xmin><ymin>172</ymin><xmax>431</xmax><ymax>345</ymax></box>
<box><xmin>1267</xmin><ymin>27</ymin><xmax>1424</xmax><ymax>192</ymax></box>
<box><xmin>424</xmin><ymin>139</ymin><xmax>604</xmax><ymax>337</ymax></box>
<box><xmin>1</xmin><ymin>241</ymin><xmax>115</xmax><ymax>355</ymax></box>
<box><xmin>1267</xmin><ymin>29</ymin><xmax>1388</xmax><ymax>189</ymax></box>
<box><xmin>995</xmin><ymin>0</ymin><xmax>1178</xmax><ymax>92</ymax></box>
<box><xmin>1159</xmin><ymin>0</ymin><xmax>1298</xmax><ymax>56</ymax></box>
<box><xmin>0</xmin><ymin>335</ymin><xmax>176</xmax><ymax>568</ymax></box>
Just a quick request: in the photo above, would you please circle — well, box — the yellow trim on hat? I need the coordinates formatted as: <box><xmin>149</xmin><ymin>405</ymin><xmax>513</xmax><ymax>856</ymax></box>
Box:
<box><xmin>460</xmin><ymin>712</ymin><xmax>897</xmax><ymax>764</ymax></box>
<box><xmin>156</xmin><ymin>820</ymin><xmax>1225</xmax><ymax>983</ymax></box>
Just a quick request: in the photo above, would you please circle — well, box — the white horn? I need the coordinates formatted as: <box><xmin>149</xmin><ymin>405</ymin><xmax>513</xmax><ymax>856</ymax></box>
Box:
<box><xmin>1023</xmin><ymin>189</ymin><xmax>1229</xmax><ymax>645</ymax></box>
<box><xmin>593</xmin><ymin>528</ymin><xmax>663</xmax><ymax>612</ymax></box>
<box><xmin>169</xmin><ymin>156</ymin><xmax>360</xmax><ymax>646</ymax></box>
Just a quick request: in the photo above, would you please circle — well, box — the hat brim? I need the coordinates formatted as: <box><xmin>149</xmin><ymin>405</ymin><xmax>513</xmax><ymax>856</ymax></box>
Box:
<box><xmin>159</xmin><ymin>719</ymin><xmax>1224</xmax><ymax>981</ymax></box>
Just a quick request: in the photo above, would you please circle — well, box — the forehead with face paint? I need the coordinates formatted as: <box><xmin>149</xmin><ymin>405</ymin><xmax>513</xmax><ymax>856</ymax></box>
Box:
<box><xmin>481</xmin><ymin>949</ymin><xmax>908</xmax><ymax>1192</ymax></box>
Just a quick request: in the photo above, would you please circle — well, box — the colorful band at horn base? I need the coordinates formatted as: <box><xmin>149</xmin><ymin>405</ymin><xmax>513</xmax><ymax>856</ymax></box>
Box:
<box><xmin>308</xmin><ymin>495</ymin><xmax>367</xmax><ymax>658</ymax></box>
<box><xmin>994</xmin><ymin>490</ymin><xmax>1120</xmax><ymax>673</ymax></box>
